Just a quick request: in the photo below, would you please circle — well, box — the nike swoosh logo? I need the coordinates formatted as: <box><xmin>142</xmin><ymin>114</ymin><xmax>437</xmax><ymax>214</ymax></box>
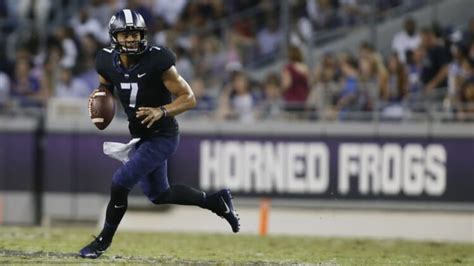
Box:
<box><xmin>221</xmin><ymin>198</ymin><xmax>230</xmax><ymax>214</ymax></box>
<box><xmin>114</xmin><ymin>205</ymin><xmax>125</xmax><ymax>208</ymax></box>
<box><xmin>138</xmin><ymin>73</ymin><xmax>147</xmax><ymax>78</ymax></box>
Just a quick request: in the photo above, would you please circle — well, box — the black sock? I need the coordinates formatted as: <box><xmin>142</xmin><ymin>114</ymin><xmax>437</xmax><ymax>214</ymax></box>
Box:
<box><xmin>99</xmin><ymin>183</ymin><xmax>130</xmax><ymax>242</ymax></box>
<box><xmin>152</xmin><ymin>185</ymin><xmax>207</xmax><ymax>207</ymax></box>
<box><xmin>152</xmin><ymin>185</ymin><xmax>225</xmax><ymax>214</ymax></box>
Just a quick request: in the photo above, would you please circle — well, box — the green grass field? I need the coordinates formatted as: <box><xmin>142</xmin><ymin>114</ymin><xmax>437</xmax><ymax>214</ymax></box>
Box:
<box><xmin>0</xmin><ymin>226</ymin><xmax>472</xmax><ymax>265</ymax></box>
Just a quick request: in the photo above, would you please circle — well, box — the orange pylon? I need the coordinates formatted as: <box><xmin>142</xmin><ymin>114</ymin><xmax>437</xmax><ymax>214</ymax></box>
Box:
<box><xmin>259</xmin><ymin>198</ymin><xmax>270</xmax><ymax>236</ymax></box>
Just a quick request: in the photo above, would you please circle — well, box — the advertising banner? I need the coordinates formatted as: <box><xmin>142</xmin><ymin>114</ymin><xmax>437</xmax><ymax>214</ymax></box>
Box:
<box><xmin>169</xmin><ymin>134</ymin><xmax>474</xmax><ymax>202</ymax></box>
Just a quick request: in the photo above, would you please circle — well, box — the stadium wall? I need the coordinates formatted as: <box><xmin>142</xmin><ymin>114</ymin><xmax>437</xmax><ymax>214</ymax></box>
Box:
<box><xmin>0</xmin><ymin>117</ymin><xmax>473</xmax><ymax>224</ymax></box>
<box><xmin>0</xmin><ymin>117</ymin><xmax>37</xmax><ymax>224</ymax></box>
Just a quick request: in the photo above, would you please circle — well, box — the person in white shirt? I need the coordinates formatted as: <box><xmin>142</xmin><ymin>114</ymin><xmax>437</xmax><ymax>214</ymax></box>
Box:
<box><xmin>392</xmin><ymin>17</ymin><xmax>421</xmax><ymax>63</ymax></box>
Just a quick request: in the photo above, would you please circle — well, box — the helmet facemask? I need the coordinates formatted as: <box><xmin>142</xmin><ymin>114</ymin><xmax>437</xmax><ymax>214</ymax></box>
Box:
<box><xmin>111</xmin><ymin>29</ymin><xmax>147</xmax><ymax>55</ymax></box>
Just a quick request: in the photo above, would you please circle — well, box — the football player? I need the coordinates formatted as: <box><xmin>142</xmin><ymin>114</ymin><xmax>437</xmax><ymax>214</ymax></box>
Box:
<box><xmin>79</xmin><ymin>9</ymin><xmax>240</xmax><ymax>259</ymax></box>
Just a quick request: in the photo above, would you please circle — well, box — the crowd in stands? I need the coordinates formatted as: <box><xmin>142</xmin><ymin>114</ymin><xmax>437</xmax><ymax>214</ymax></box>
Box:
<box><xmin>0</xmin><ymin>0</ymin><xmax>473</xmax><ymax>122</ymax></box>
<box><xmin>312</xmin><ymin>17</ymin><xmax>474</xmax><ymax>121</ymax></box>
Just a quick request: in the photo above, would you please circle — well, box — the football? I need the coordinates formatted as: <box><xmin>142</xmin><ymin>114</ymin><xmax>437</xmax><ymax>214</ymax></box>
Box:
<box><xmin>89</xmin><ymin>87</ymin><xmax>115</xmax><ymax>130</ymax></box>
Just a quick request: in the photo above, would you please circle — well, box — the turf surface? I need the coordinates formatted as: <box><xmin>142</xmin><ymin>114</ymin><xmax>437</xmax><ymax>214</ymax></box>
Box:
<box><xmin>0</xmin><ymin>226</ymin><xmax>472</xmax><ymax>265</ymax></box>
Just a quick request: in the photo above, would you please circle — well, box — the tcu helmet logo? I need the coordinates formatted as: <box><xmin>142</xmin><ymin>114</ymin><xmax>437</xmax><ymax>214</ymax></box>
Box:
<box><xmin>109</xmin><ymin>15</ymin><xmax>116</xmax><ymax>27</ymax></box>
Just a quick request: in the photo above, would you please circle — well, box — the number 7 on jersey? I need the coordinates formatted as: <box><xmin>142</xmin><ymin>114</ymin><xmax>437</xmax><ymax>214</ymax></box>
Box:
<box><xmin>120</xmin><ymin>82</ymin><xmax>139</xmax><ymax>108</ymax></box>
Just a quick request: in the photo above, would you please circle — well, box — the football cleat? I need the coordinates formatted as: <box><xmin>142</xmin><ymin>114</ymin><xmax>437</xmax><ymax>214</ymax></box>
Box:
<box><xmin>218</xmin><ymin>189</ymin><xmax>240</xmax><ymax>233</ymax></box>
<box><xmin>79</xmin><ymin>235</ymin><xmax>111</xmax><ymax>259</ymax></box>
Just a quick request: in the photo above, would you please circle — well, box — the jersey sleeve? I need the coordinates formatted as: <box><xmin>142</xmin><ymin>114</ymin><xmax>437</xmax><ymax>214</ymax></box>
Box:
<box><xmin>95</xmin><ymin>49</ymin><xmax>114</xmax><ymax>92</ymax></box>
<box><xmin>155</xmin><ymin>46</ymin><xmax>176</xmax><ymax>73</ymax></box>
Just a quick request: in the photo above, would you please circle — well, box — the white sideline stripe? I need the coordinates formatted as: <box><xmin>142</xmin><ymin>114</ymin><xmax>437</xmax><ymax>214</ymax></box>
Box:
<box><xmin>92</xmin><ymin>118</ymin><xmax>104</xmax><ymax>123</ymax></box>
<box><xmin>123</xmin><ymin>9</ymin><xmax>133</xmax><ymax>25</ymax></box>
<box><xmin>94</xmin><ymin>92</ymin><xmax>106</xmax><ymax>97</ymax></box>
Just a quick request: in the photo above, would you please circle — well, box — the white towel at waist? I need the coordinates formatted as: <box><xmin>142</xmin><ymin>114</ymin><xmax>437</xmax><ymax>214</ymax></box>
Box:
<box><xmin>103</xmin><ymin>138</ymin><xmax>141</xmax><ymax>164</ymax></box>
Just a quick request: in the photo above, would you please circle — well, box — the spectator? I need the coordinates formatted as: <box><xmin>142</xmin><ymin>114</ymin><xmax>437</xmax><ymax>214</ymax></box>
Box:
<box><xmin>184</xmin><ymin>78</ymin><xmax>216</xmax><ymax>119</ymax></box>
<box><xmin>151</xmin><ymin>16</ymin><xmax>168</xmax><ymax>46</ymax></box>
<box><xmin>53</xmin><ymin>66</ymin><xmax>89</xmax><ymax>98</ymax></box>
<box><xmin>69</xmin><ymin>7</ymin><xmax>108</xmax><ymax>44</ymax></box>
<box><xmin>17</xmin><ymin>0</ymin><xmax>51</xmax><ymax>35</ymax></box>
<box><xmin>445</xmin><ymin>44</ymin><xmax>468</xmax><ymax>112</ymax></box>
<box><xmin>185</xmin><ymin>1</ymin><xmax>220</xmax><ymax>28</ymax></box>
<box><xmin>175</xmin><ymin>46</ymin><xmax>194</xmax><ymax>82</ymax></box>
<box><xmin>458</xmin><ymin>80</ymin><xmax>474</xmax><ymax>120</ymax></box>
<box><xmin>230</xmin><ymin>16</ymin><xmax>257</xmax><ymax>65</ymax></box>
<box><xmin>328</xmin><ymin>54</ymin><xmax>359</xmax><ymax>120</ymax></box>
<box><xmin>222</xmin><ymin>33</ymin><xmax>244</xmax><ymax>76</ymax></box>
<box><xmin>290</xmin><ymin>2</ymin><xmax>313</xmax><ymax>46</ymax></box>
<box><xmin>87</xmin><ymin>0</ymin><xmax>120</xmax><ymax>27</ymax></box>
<box><xmin>11</xmin><ymin>58</ymin><xmax>43</xmax><ymax>108</ymax></box>
<box><xmin>258</xmin><ymin>72</ymin><xmax>283</xmax><ymax>120</ymax></box>
<box><xmin>75</xmin><ymin>34</ymin><xmax>101</xmax><ymax>90</ymax></box>
<box><xmin>391</xmin><ymin>17</ymin><xmax>421</xmax><ymax>63</ymax></box>
<box><xmin>40</xmin><ymin>38</ymin><xmax>64</xmax><ymax>99</ymax></box>
<box><xmin>167</xmin><ymin>17</ymin><xmax>193</xmax><ymax>51</ymax></box>
<box><xmin>217</xmin><ymin>72</ymin><xmax>256</xmax><ymax>122</ymax></box>
<box><xmin>306</xmin><ymin>0</ymin><xmax>340</xmax><ymax>30</ymax></box>
<box><xmin>256</xmin><ymin>16</ymin><xmax>282</xmax><ymax>59</ymax></box>
<box><xmin>152</xmin><ymin>0</ymin><xmax>188</xmax><ymax>26</ymax></box>
<box><xmin>381</xmin><ymin>53</ymin><xmax>408</xmax><ymax>119</ymax></box>
<box><xmin>308</xmin><ymin>51</ymin><xmax>341</xmax><ymax>115</ymax></box>
<box><xmin>405</xmin><ymin>48</ymin><xmax>424</xmax><ymax>110</ymax></box>
<box><xmin>0</xmin><ymin>71</ymin><xmax>10</xmax><ymax>108</ymax></box>
<box><xmin>460</xmin><ymin>55</ymin><xmax>474</xmax><ymax>80</ymax></box>
<box><xmin>358</xmin><ymin>42</ymin><xmax>389</xmax><ymax>111</ymax></box>
<box><xmin>358</xmin><ymin>56</ymin><xmax>379</xmax><ymax>113</ymax></box>
<box><xmin>282</xmin><ymin>45</ymin><xmax>310</xmax><ymax>115</ymax></box>
<box><xmin>201</xmin><ymin>36</ymin><xmax>227</xmax><ymax>80</ymax></box>
<box><xmin>54</xmin><ymin>26</ymin><xmax>79</xmax><ymax>68</ymax></box>
<box><xmin>339</xmin><ymin>0</ymin><xmax>364</xmax><ymax>26</ymax></box>
<box><xmin>468</xmin><ymin>41</ymin><xmax>474</xmax><ymax>61</ymax></box>
<box><xmin>385</xmin><ymin>52</ymin><xmax>407</xmax><ymax>102</ymax></box>
<box><xmin>420</xmin><ymin>27</ymin><xmax>451</xmax><ymax>97</ymax></box>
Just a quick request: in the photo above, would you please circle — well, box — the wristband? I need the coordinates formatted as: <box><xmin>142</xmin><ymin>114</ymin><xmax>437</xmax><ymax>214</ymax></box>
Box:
<box><xmin>159</xmin><ymin>106</ymin><xmax>168</xmax><ymax>118</ymax></box>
